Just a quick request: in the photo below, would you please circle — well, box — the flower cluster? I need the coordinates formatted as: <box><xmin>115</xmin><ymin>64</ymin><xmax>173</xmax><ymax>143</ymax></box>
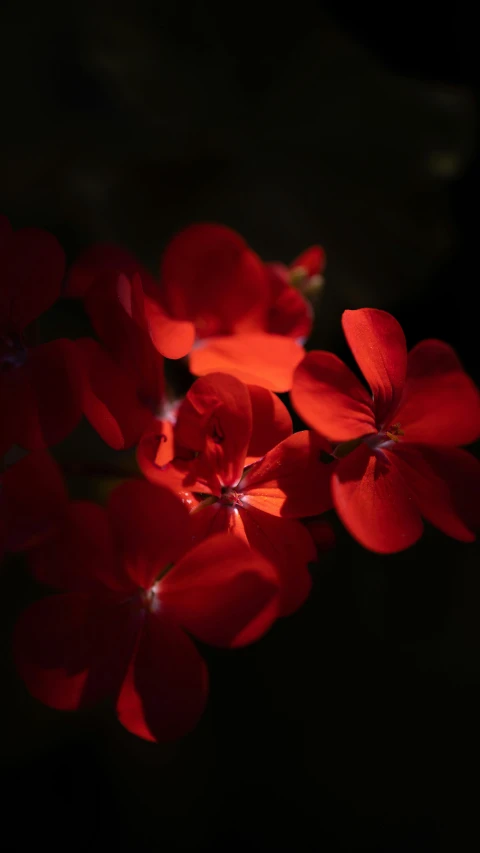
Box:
<box><xmin>1</xmin><ymin>217</ymin><xmax>479</xmax><ymax>742</ymax></box>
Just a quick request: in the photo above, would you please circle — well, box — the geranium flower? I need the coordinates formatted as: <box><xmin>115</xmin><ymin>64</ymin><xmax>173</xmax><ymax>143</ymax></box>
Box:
<box><xmin>0</xmin><ymin>216</ymin><xmax>82</xmax><ymax>451</ymax></box>
<box><xmin>291</xmin><ymin>308</ymin><xmax>480</xmax><ymax>553</ymax></box>
<box><xmin>0</xmin><ymin>451</ymin><xmax>67</xmax><ymax>563</ymax></box>
<box><xmin>138</xmin><ymin>372</ymin><xmax>334</xmax><ymax>614</ymax></box>
<box><xmin>14</xmin><ymin>480</ymin><xmax>280</xmax><ymax>742</ymax></box>
<box><xmin>66</xmin><ymin>225</ymin><xmax>324</xmax><ymax>391</ymax></box>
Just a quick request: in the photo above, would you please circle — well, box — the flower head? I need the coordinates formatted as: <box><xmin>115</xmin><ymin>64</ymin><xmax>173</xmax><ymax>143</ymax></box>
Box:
<box><xmin>291</xmin><ymin>308</ymin><xmax>480</xmax><ymax>553</ymax></box>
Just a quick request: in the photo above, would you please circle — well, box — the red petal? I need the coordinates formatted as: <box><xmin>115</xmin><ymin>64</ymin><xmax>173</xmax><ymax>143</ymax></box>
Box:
<box><xmin>290</xmin><ymin>245</ymin><xmax>326</xmax><ymax>277</ymax></box>
<box><xmin>0</xmin><ymin>226</ymin><xmax>65</xmax><ymax>331</ymax></box>
<box><xmin>65</xmin><ymin>242</ymin><xmax>145</xmax><ymax>299</ymax></box>
<box><xmin>395</xmin><ymin>340</ymin><xmax>480</xmax><ymax>446</ymax></box>
<box><xmin>239</xmin><ymin>431</ymin><xmax>334</xmax><ymax>518</ymax></box>
<box><xmin>1</xmin><ymin>451</ymin><xmax>67</xmax><ymax>552</ymax></box>
<box><xmin>77</xmin><ymin>337</ymin><xmax>152</xmax><ymax>450</ymax></box>
<box><xmin>29</xmin><ymin>501</ymin><xmax>130</xmax><ymax>593</ymax></box>
<box><xmin>160</xmin><ymin>532</ymin><xmax>280</xmax><ymax>647</ymax></box>
<box><xmin>395</xmin><ymin>444</ymin><xmax>480</xmax><ymax>541</ymax></box>
<box><xmin>187</xmin><ymin>502</ymin><xmax>312</xmax><ymax>616</ymax></box>
<box><xmin>116</xmin><ymin>611</ymin><xmax>208</xmax><ymax>742</ymax></box>
<box><xmin>332</xmin><ymin>443</ymin><xmax>423</xmax><ymax>553</ymax></box>
<box><xmin>342</xmin><ymin>309</ymin><xmax>407</xmax><ymax>427</ymax></box>
<box><xmin>0</xmin><ymin>339</ymin><xmax>83</xmax><ymax>451</ymax></box>
<box><xmin>239</xmin><ymin>506</ymin><xmax>315</xmax><ymax>616</ymax></box>
<box><xmin>136</xmin><ymin>449</ymin><xmax>215</xmax><ymax>504</ymax></box>
<box><xmin>160</xmin><ymin>223</ymin><xmax>269</xmax><ymax>333</ymax></box>
<box><xmin>107</xmin><ymin>480</ymin><xmax>191</xmax><ymax>589</ymax></box>
<box><xmin>265</xmin><ymin>266</ymin><xmax>313</xmax><ymax>339</ymax></box>
<box><xmin>190</xmin><ymin>333</ymin><xmax>305</xmax><ymax>392</ymax></box>
<box><xmin>175</xmin><ymin>373</ymin><xmax>252</xmax><ymax>486</ymax></box>
<box><xmin>117</xmin><ymin>272</ymin><xmax>195</xmax><ymax>359</ymax></box>
<box><xmin>303</xmin><ymin>518</ymin><xmax>336</xmax><ymax>553</ymax></box>
<box><xmin>247</xmin><ymin>384</ymin><xmax>293</xmax><ymax>458</ymax></box>
<box><xmin>291</xmin><ymin>350</ymin><xmax>376</xmax><ymax>441</ymax></box>
<box><xmin>85</xmin><ymin>277</ymin><xmax>166</xmax><ymax>411</ymax></box>
<box><xmin>14</xmin><ymin>594</ymin><xmax>139</xmax><ymax>710</ymax></box>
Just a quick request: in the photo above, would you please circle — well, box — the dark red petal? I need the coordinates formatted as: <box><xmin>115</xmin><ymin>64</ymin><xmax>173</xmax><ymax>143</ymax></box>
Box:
<box><xmin>332</xmin><ymin>443</ymin><xmax>423</xmax><ymax>553</ymax></box>
<box><xmin>0</xmin><ymin>339</ymin><xmax>83</xmax><ymax>451</ymax></box>
<box><xmin>136</xmin><ymin>448</ymin><xmax>215</xmax><ymax>504</ymax></box>
<box><xmin>290</xmin><ymin>245</ymin><xmax>326</xmax><ymax>277</ymax></box>
<box><xmin>247</xmin><ymin>384</ymin><xmax>293</xmax><ymax>458</ymax></box>
<box><xmin>0</xmin><ymin>227</ymin><xmax>65</xmax><ymax>331</ymax></box>
<box><xmin>1</xmin><ymin>451</ymin><xmax>67</xmax><ymax>552</ymax></box>
<box><xmin>342</xmin><ymin>309</ymin><xmax>407</xmax><ymax>427</ymax></box>
<box><xmin>65</xmin><ymin>242</ymin><xmax>145</xmax><ymax>300</ymax></box>
<box><xmin>85</xmin><ymin>277</ymin><xmax>166</xmax><ymax>411</ymax></box>
<box><xmin>395</xmin><ymin>444</ymin><xmax>480</xmax><ymax>541</ymax></box>
<box><xmin>239</xmin><ymin>431</ymin><xmax>334</xmax><ymax>518</ymax></box>
<box><xmin>291</xmin><ymin>351</ymin><xmax>376</xmax><ymax>442</ymax></box>
<box><xmin>29</xmin><ymin>501</ymin><xmax>131</xmax><ymax>593</ymax></box>
<box><xmin>265</xmin><ymin>267</ymin><xmax>313</xmax><ymax>339</ymax></box>
<box><xmin>303</xmin><ymin>518</ymin><xmax>336</xmax><ymax>554</ymax></box>
<box><xmin>14</xmin><ymin>594</ymin><xmax>139</xmax><ymax>710</ymax></box>
<box><xmin>160</xmin><ymin>223</ymin><xmax>269</xmax><ymax>333</ymax></box>
<box><xmin>117</xmin><ymin>272</ymin><xmax>195</xmax><ymax>359</ymax></box>
<box><xmin>107</xmin><ymin>480</ymin><xmax>191</xmax><ymax>589</ymax></box>
<box><xmin>395</xmin><ymin>340</ymin><xmax>480</xmax><ymax>446</ymax></box>
<box><xmin>239</xmin><ymin>506</ymin><xmax>315</xmax><ymax>616</ymax></box>
<box><xmin>161</xmin><ymin>532</ymin><xmax>280</xmax><ymax>647</ymax></box>
<box><xmin>116</xmin><ymin>611</ymin><xmax>208</xmax><ymax>742</ymax></box>
<box><xmin>190</xmin><ymin>333</ymin><xmax>305</xmax><ymax>392</ymax></box>
<box><xmin>77</xmin><ymin>337</ymin><xmax>152</xmax><ymax>450</ymax></box>
<box><xmin>175</xmin><ymin>372</ymin><xmax>252</xmax><ymax>486</ymax></box>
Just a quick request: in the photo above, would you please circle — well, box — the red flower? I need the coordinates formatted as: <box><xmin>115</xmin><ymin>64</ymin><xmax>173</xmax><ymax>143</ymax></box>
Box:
<box><xmin>139</xmin><ymin>372</ymin><xmax>334</xmax><ymax>614</ymax></box>
<box><xmin>66</xmin><ymin>244</ymin><xmax>182</xmax><ymax>450</ymax></box>
<box><xmin>291</xmin><ymin>308</ymin><xmax>480</xmax><ymax>553</ymax></box>
<box><xmin>14</xmin><ymin>480</ymin><xmax>280</xmax><ymax>742</ymax></box>
<box><xmin>0</xmin><ymin>216</ymin><xmax>82</xmax><ymax>451</ymax></box>
<box><xmin>0</xmin><ymin>451</ymin><xmax>67</xmax><ymax>562</ymax></box>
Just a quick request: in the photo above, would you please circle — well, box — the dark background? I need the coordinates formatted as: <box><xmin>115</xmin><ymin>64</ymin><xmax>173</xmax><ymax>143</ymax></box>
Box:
<box><xmin>1</xmin><ymin>3</ymin><xmax>479</xmax><ymax>850</ymax></box>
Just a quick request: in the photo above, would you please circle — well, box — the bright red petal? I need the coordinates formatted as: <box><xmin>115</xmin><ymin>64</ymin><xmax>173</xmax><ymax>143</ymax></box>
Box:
<box><xmin>0</xmin><ymin>339</ymin><xmax>83</xmax><ymax>451</ymax></box>
<box><xmin>14</xmin><ymin>594</ymin><xmax>139</xmax><ymax>710</ymax></box>
<box><xmin>332</xmin><ymin>443</ymin><xmax>423</xmax><ymax>553</ymax></box>
<box><xmin>0</xmin><ymin>226</ymin><xmax>65</xmax><ymax>331</ymax></box>
<box><xmin>291</xmin><ymin>350</ymin><xmax>376</xmax><ymax>441</ymax></box>
<box><xmin>161</xmin><ymin>532</ymin><xmax>280</xmax><ymax>647</ymax></box>
<box><xmin>190</xmin><ymin>333</ymin><xmax>305</xmax><ymax>392</ymax></box>
<box><xmin>395</xmin><ymin>444</ymin><xmax>480</xmax><ymax>541</ymax></box>
<box><xmin>77</xmin><ymin>337</ymin><xmax>152</xmax><ymax>450</ymax></box>
<box><xmin>160</xmin><ymin>223</ymin><xmax>269</xmax><ymax>333</ymax></box>
<box><xmin>116</xmin><ymin>611</ymin><xmax>208</xmax><ymax>742</ymax></box>
<box><xmin>65</xmin><ymin>242</ymin><xmax>145</xmax><ymax>299</ymax></box>
<box><xmin>342</xmin><ymin>309</ymin><xmax>407</xmax><ymax>427</ymax></box>
<box><xmin>239</xmin><ymin>431</ymin><xmax>334</xmax><ymax>518</ymax></box>
<box><xmin>247</xmin><ymin>384</ymin><xmax>293</xmax><ymax>458</ymax></box>
<box><xmin>107</xmin><ymin>480</ymin><xmax>191</xmax><ymax>589</ymax></box>
<box><xmin>395</xmin><ymin>340</ymin><xmax>480</xmax><ymax>446</ymax></box>
<box><xmin>1</xmin><ymin>451</ymin><xmax>67</xmax><ymax>552</ymax></box>
<box><xmin>29</xmin><ymin>501</ymin><xmax>131</xmax><ymax>593</ymax></box>
<box><xmin>175</xmin><ymin>372</ymin><xmax>252</xmax><ymax>486</ymax></box>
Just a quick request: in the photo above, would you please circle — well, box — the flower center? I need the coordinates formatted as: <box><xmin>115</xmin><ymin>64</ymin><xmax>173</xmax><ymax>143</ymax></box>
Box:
<box><xmin>0</xmin><ymin>333</ymin><xmax>28</xmax><ymax>371</ymax></box>
<box><xmin>219</xmin><ymin>486</ymin><xmax>243</xmax><ymax>507</ymax></box>
<box><xmin>331</xmin><ymin>423</ymin><xmax>405</xmax><ymax>459</ymax></box>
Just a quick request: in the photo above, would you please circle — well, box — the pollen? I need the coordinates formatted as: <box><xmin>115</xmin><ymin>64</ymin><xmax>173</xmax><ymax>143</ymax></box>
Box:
<box><xmin>385</xmin><ymin>423</ymin><xmax>404</xmax><ymax>442</ymax></box>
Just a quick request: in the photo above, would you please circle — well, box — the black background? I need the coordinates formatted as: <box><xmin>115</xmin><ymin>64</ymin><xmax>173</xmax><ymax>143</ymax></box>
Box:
<box><xmin>1</xmin><ymin>3</ymin><xmax>479</xmax><ymax>851</ymax></box>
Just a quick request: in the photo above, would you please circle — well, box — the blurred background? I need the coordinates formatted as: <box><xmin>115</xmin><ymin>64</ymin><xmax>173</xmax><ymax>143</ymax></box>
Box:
<box><xmin>1</xmin><ymin>3</ymin><xmax>479</xmax><ymax>850</ymax></box>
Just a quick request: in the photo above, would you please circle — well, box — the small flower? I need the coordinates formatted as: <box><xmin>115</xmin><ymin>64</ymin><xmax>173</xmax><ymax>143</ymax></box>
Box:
<box><xmin>14</xmin><ymin>480</ymin><xmax>280</xmax><ymax>742</ymax></box>
<box><xmin>291</xmin><ymin>308</ymin><xmax>480</xmax><ymax>553</ymax></box>
<box><xmin>139</xmin><ymin>372</ymin><xmax>334</xmax><ymax>613</ymax></box>
<box><xmin>0</xmin><ymin>216</ymin><xmax>82</xmax><ymax>451</ymax></box>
